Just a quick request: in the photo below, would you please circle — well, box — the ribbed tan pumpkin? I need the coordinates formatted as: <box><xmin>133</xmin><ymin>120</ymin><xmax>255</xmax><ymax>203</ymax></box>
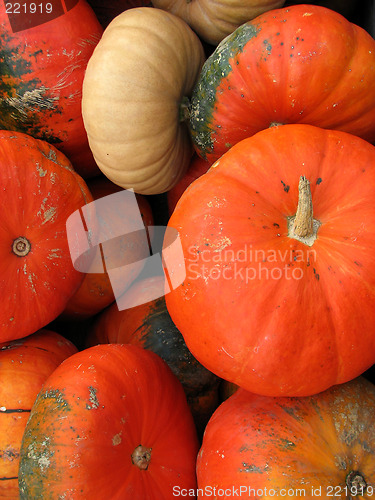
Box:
<box><xmin>82</xmin><ymin>7</ymin><xmax>205</xmax><ymax>195</ymax></box>
<box><xmin>152</xmin><ymin>0</ymin><xmax>285</xmax><ymax>45</ymax></box>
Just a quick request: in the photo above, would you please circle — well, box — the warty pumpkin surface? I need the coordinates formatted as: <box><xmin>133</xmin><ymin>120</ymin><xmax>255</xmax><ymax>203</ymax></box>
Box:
<box><xmin>189</xmin><ymin>4</ymin><xmax>375</xmax><ymax>163</ymax></box>
<box><xmin>0</xmin><ymin>131</ymin><xmax>93</xmax><ymax>342</ymax></box>
<box><xmin>164</xmin><ymin>124</ymin><xmax>375</xmax><ymax>397</ymax></box>
<box><xmin>82</xmin><ymin>7</ymin><xmax>205</xmax><ymax>195</ymax></box>
<box><xmin>197</xmin><ymin>377</ymin><xmax>375</xmax><ymax>499</ymax></box>
<box><xmin>18</xmin><ymin>344</ymin><xmax>199</xmax><ymax>499</ymax></box>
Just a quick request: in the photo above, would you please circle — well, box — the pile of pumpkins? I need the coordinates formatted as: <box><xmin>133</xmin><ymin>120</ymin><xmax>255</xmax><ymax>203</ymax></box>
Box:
<box><xmin>0</xmin><ymin>0</ymin><xmax>375</xmax><ymax>498</ymax></box>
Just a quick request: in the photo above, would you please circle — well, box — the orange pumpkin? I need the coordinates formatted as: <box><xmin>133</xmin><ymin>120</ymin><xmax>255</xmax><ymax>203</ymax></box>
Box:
<box><xmin>0</xmin><ymin>131</ymin><xmax>93</xmax><ymax>342</ymax></box>
<box><xmin>19</xmin><ymin>344</ymin><xmax>199</xmax><ymax>499</ymax></box>
<box><xmin>197</xmin><ymin>377</ymin><xmax>375</xmax><ymax>499</ymax></box>
<box><xmin>189</xmin><ymin>5</ymin><xmax>375</xmax><ymax>163</ymax></box>
<box><xmin>0</xmin><ymin>0</ymin><xmax>103</xmax><ymax>178</ymax></box>
<box><xmin>165</xmin><ymin>124</ymin><xmax>375</xmax><ymax>397</ymax></box>
<box><xmin>0</xmin><ymin>329</ymin><xmax>77</xmax><ymax>498</ymax></box>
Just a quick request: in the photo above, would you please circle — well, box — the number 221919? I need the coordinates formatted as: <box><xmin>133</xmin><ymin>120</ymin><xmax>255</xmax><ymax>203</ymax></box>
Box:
<box><xmin>5</xmin><ymin>3</ymin><xmax>53</xmax><ymax>14</ymax></box>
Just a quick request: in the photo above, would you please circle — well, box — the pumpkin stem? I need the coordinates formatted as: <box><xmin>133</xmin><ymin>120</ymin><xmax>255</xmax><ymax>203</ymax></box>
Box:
<box><xmin>346</xmin><ymin>471</ymin><xmax>367</xmax><ymax>498</ymax></box>
<box><xmin>179</xmin><ymin>96</ymin><xmax>190</xmax><ymax>122</ymax></box>
<box><xmin>293</xmin><ymin>176</ymin><xmax>313</xmax><ymax>237</ymax></box>
<box><xmin>131</xmin><ymin>444</ymin><xmax>152</xmax><ymax>470</ymax></box>
<box><xmin>287</xmin><ymin>176</ymin><xmax>321</xmax><ymax>247</ymax></box>
<box><xmin>12</xmin><ymin>236</ymin><xmax>31</xmax><ymax>257</ymax></box>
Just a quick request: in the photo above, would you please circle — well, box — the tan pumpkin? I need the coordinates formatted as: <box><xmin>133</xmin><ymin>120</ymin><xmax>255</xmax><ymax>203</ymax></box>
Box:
<box><xmin>82</xmin><ymin>7</ymin><xmax>205</xmax><ymax>195</ymax></box>
<box><xmin>151</xmin><ymin>0</ymin><xmax>286</xmax><ymax>45</ymax></box>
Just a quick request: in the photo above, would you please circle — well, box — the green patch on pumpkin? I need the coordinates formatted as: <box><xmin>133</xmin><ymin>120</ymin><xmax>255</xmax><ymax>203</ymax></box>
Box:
<box><xmin>189</xmin><ymin>23</ymin><xmax>260</xmax><ymax>160</ymax></box>
<box><xmin>0</xmin><ymin>31</ymin><xmax>63</xmax><ymax>144</ymax></box>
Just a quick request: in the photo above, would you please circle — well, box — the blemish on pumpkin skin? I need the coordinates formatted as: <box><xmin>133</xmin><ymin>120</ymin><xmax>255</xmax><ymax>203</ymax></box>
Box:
<box><xmin>112</xmin><ymin>432</ymin><xmax>122</xmax><ymax>446</ymax></box>
<box><xmin>41</xmin><ymin>389</ymin><xmax>70</xmax><ymax>411</ymax></box>
<box><xmin>0</xmin><ymin>447</ymin><xmax>20</xmax><ymax>461</ymax></box>
<box><xmin>86</xmin><ymin>386</ymin><xmax>100</xmax><ymax>410</ymax></box>
<box><xmin>41</xmin><ymin>206</ymin><xmax>57</xmax><ymax>225</ymax></box>
<box><xmin>36</xmin><ymin>163</ymin><xmax>47</xmax><ymax>177</ymax></box>
<box><xmin>239</xmin><ymin>462</ymin><xmax>264</xmax><ymax>473</ymax></box>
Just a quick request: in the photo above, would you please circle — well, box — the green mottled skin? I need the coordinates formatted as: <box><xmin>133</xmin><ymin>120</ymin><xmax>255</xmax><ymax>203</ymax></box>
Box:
<box><xmin>0</xmin><ymin>31</ymin><xmax>63</xmax><ymax>144</ymax></box>
<box><xmin>189</xmin><ymin>23</ymin><xmax>260</xmax><ymax>160</ymax></box>
<box><xmin>18</xmin><ymin>389</ymin><xmax>70</xmax><ymax>499</ymax></box>
<box><xmin>137</xmin><ymin>296</ymin><xmax>218</xmax><ymax>398</ymax></box>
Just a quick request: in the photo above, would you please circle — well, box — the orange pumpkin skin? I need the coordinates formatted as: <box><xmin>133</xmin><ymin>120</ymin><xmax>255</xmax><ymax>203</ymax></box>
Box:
<box><xmin>0</xmin><ymin>329</ymin><xmax>77</xmax><ymax>498</ymax></box>
<box><xmin>87</xmin><ymin>275</ymin><xmax>221</xmax><ymax>436</ymax></box>
<box><xmin>62</xmin><ymin>176</ymin><xmax>154</xmax><ymax>320</ymax></box>
<box><xmin>197</xmin><ymin>377</ymin><xmax>375</xmax><ymax>499</ymax></box>
<box><xmin>190</xmin><ymin>5</ymin><xmax>375</xmax><ymax>163</ymax></box>
<box><xmin>18</xmin><ymin>344</ymin><xmax>199</xmax><ymax>499</ymax></box>
<box><xmin>0</xmin><ymin>1</ymin><xmax>103</xmax><ymax>178</ymax></box>
<box><xmin>0</xmin><ymin>131</ymin><xmax>93</xmax><ymax>342</ymax></box>
<box><xmin>167</xmin><ymin>154</ymin><xmax>211</xmax><ymax>215</ymax></box>
<box><xmin>165</xmin><ymin>124</ymin><xmax>375</xmax><ymax>397</ymax></box>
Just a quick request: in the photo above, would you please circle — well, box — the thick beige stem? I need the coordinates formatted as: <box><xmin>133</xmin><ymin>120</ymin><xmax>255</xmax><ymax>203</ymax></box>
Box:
<box><xmin>292</xmin><ymin>176</ymin><xmax>313</xmax><ymax>238</ymax></box>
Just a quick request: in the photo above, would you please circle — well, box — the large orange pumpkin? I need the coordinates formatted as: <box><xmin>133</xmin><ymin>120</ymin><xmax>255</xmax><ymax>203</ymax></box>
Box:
<box><xmin>18</xmin><ymin>344</ymin><xmax>199</xmax><ymax>499</ymax></box>
<box><xmin>165</xmin><ymin>124</ymin><xmax>375</xmax><ymax>397</ymax></box>
<box><xmin>0</xmin><ymin>1</ymin><xmax>103</xmax><ymax>178</ymax></box>
<box><xmin>0</xmin><ymin>131</ymin><xmax>93</xmax><ymax>342</ymax></box>
<box><xmin>197</xmin><ymin>377</ymin><xmax>375</xmax><ymax>499</ymax></box>
<box><xmin>0</xmin><ymin>329</ymin><xmax>77</xmax><ymax>498</ymax></box>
